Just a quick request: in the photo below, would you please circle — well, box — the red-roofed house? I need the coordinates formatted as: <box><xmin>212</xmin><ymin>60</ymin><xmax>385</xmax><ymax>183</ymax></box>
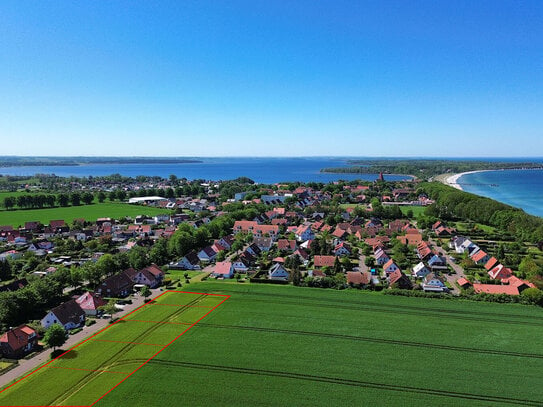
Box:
<box><xmin>484</xmin><ymin>257</ymin><xmax>499</xmax><ymax>271</ymax></box>
<box><xmin>383</xmin><ymin>259</ymin><xmax>401</xmax><ymax>274</ymax></box>
<box><xmin>314</xmin><ymin>255</ymin><xmax>336</xmax><ymax>269</ymax></box>
<box><xmin>76</xmin><ymin>292</ymin><xmax>107</xmax><ymax>316</ymax></box>
<box><xmin>347</xmin><ymin>271</ymin><xmax>371</xmax><ymax>286</ymax></box>
<box><xmin>387</xmin><ymin>270</ymin><xmax>412</xmax><ymax>289</ymax></box>
<box><xmin>0</xmin><ymin>325</ymin><xmax>37</xmax><ymax>358</ymax></box>
<box><xmin>212</xmin><ymin>261</ymin><xmax>234</xmax><ymax>279</ymax></box>
<box><xmin>488</xmin><ymin>264</ymin><xmax>513</xmax><ymax>280</ymax></box>
<box><xmin>471</xmin><ymin>250</ymin><xmax>491</xmax><ymax>265</ymax></box>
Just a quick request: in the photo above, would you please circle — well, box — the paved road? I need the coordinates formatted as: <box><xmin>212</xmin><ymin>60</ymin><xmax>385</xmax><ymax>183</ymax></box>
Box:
<box><xmin>358</xmin><ymin>254</ymin><xmax>370</xmax><ymax>273</ymax></box>
<box><xmin>0</xmin><ymin>287</ymin><xmax>161</xmax><ymax>389</ymax></box>
<box><xmin>429</xmin><ymin>238</ymin><xmax>467</xmax><ymax>294</ymax></box>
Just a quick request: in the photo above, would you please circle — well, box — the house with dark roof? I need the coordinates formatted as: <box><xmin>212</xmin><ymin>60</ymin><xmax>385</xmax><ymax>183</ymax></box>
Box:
<box><xmin>268</xmin><ymin>263</ymin><xmax>289</xmax><ymax>281</ymax></box>
<box><xmin>41</xmin><ymin>299</ymin><xmax>85</xmax><ymax>330</ymax></box>
<box><xmin>0</xmin><ymin>325</ymin><xmax>37</xmax><ymax>358</ymax></box>
<box><xmin>96</xmin><ymin>271</ymin><xmax>134</xmax><ymax>298</ymax></box>
<box><xmin>174</xmin><ymin>251</ymin><xmax>201</xmax><ymax>270</ymax></box>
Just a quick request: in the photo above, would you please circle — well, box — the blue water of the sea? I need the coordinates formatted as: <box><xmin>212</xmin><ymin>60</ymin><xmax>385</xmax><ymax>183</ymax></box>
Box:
<box><xmin>459</xmin><ymin>169</ymin><xmax>543</xmax><ymax>217</ymax></box>
<box><xmin>0</xmin><ymin>157</ymin><xmax>409</xmax><ymax>184</ymax></box>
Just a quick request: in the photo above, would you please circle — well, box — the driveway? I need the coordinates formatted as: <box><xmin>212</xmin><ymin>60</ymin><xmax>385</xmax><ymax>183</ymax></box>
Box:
<box><xmin>429</xmin><ymin>238</ymin><xmax>467</xmax><ymax>294</ymax></box>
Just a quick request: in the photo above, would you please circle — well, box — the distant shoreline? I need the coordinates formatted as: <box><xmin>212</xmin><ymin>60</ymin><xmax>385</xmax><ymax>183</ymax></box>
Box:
<box><xmin>443</xmin><ymin>170</ymin><xmax>491</xmax><ymax>190</ymax></box>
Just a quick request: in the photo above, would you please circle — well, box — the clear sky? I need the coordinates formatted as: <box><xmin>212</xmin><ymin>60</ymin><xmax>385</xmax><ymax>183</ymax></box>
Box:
<box><xmin>1</xmin><ymin>1</ymin><xmax>542</xmax><ymax>157</ymax></box>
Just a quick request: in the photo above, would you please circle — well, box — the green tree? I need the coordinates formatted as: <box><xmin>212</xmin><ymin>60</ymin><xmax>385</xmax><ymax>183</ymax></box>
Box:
<box><xmin>99</xmin><ymin>299</ymin><xmax>118</xmax><ymax>320</ymax></box>
<box><xmin>81</xmin><ymin>192</ymin><xmax>94</xmax><ymax>205</ymax></box>
<box><xmin>140</xmin><ymin>285</ymin><xmax>151</xmax><ymax>300</ymax></box>
<box><xmin>97</xmin><ymin>192</ymin><xmax>106</xmax><ymax>203</ymax></box>
<box><xmin>95</xmin><ymin>254</ymin><xmax>117</xmax><ymax>277</ymax></box>
<box><xmin>149</xmin><ymin>239</ymin><xmax>169</xmax><ymax>266</ymax></box>
<box><xmin>0</xmin><ymin>260</ymin><xmax>12</xmax><ymax>281</ymax></box>
<box><xmin>128</xmin><ymin>245</ymin><xmax>149</xmax><ymax>270</ymax></box>
<box><xmin>44</xmin><ymin>323</ymin><xmax>67</xmax><ymax>350</ymax></box>
<box><xmin>57</xmin><ymin>193</ymin><xmax>69</xmax><ymax>207</ymax></box>
<box><xmin>70</xmin><ymin>192</ymin><xmax>81</xmax><ymax>206</ymax></box>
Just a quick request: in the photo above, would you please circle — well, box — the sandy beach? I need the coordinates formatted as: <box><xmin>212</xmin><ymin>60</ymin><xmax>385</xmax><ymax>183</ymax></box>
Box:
<box><xmin>444</xmin><ymin>170</ymin><xmax>491</xmax><ymax>190</ymax></box>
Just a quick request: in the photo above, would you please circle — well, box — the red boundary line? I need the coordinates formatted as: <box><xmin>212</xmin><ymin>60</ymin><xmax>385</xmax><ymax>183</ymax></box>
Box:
<box><xmin>0</xmin><ymin>290</ymin><xmax>229</xmax><ymax>407</ymax></box>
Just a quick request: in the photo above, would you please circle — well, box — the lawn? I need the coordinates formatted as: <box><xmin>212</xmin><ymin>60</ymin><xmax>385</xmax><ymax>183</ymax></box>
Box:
<box><xmin>94</xmin><ymin>283</ymin><xmax>543</xmax><ymax>407</ymax></box>
<box><xmin>0</xmin><ymin>291</ymin><xmax>226</xmax><ymax>406</ymax></box>
<box><xmin>0</xmin><ymin>203</ymin><xmax>171</xmax><ymax>227</ymax></box>
<box><xmin>399</xmin><ymin>205</ymin><xmax>426</xmax><ymax>218</ymax></box>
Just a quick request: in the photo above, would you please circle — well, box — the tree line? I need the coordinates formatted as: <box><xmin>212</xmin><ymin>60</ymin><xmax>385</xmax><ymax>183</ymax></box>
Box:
<box><xmin>419</xmin><ymin>182</ymin><xmax>543</xmax><ymax>243</ymax></box>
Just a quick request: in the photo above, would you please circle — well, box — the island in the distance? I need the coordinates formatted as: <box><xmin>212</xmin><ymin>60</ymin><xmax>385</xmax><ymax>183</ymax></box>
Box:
<box><xmin>0</xmin><ymin>156</ymin><xmax>203</xmax><ymax>167</ymax></box>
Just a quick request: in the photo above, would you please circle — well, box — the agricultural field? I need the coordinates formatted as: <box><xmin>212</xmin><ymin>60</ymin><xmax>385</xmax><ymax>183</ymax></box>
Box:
<box><xmin>0</xmin><ymin>291</ymin><xmax>228</xmax><ymax>406</ymax></box>
<box><xmin>97</xmin><ymin>283</ymin><xmax>543</xmax><ymax>407</ymax></box>
<box><xmin>3</xmin><ymin>283</ymin><xmax>543</xmax><ymax>406</ymax></box>
<box><xmin>0</xmin><ymin>203</ymin><xmax>171</xmax><ymax>227</ymax></box>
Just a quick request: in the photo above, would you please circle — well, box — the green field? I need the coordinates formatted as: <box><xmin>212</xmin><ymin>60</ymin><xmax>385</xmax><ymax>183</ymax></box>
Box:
<box><xmin>0</xmin><ymin>203</ymin><xmax>170</xmax><ymax>227</ymax></box>
<box><xmin>2</xmin><ymin>284</ymin><xmax>543</xmax><ymax>406</ymax></box>
<box><xmin>93</xmin><ymin>283</ymin><xmax>543</xmax><ymax>407</ymax></box>
<box><xmin>399</xmin><ymin>205</ymin><xmax>427</xmax><ymax>218</ymax></box>
<box><xmin>0</xmin><ymin>291</ymin><xmax>226</xmax><ymax>406</ymax></box>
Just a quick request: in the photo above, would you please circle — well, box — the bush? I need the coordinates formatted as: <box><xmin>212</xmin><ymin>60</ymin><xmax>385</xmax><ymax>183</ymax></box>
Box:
<box><xmin>69</xmin><ymin>328</ymin><xmax>83</xmax><ymax>335</ymax></box>
<box><xmin>85</xmin><ymin>319</ymin><xmax>96</xmax><ymax>327</ymax></box>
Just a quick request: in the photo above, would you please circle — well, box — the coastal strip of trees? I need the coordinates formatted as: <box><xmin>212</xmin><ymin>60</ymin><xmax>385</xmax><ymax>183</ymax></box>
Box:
<box><xmin>321</xmin><ymin>159</ymin><xmax>543</xmax><ymax>179</ymax></box>
<box><xmin>419</xmin><ymin>182</ymin><xmax>543</xmax><ymax>243</ymax></box>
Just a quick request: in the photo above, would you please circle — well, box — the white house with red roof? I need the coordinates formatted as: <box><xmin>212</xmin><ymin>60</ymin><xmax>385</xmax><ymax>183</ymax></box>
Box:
<box><xmin>212</xmin><ymin>261</ymin><xmax>234</xmax><ymax>279</ymax></box>
<box><xmin>75</xmin><ymin>292</ymin><xmax>107</xmax><ymax>316</ymax></box>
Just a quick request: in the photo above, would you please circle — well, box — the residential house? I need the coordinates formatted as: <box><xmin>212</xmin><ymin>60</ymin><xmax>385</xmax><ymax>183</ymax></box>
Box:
<box><xmin>75</xmin><ymin>292</ymin><xmax>107</xmax><ymax>316</ymax></box>
<box><xmin>457</xmin><ymin>277</ymin><xmax>472</xmax><ymax>289</ymax></box>
<box><xmin>212</xmin><ymin>261</ymin><xmax>234</xmax><ymax>279</ymax></box>
<box><xmin>421</xmin><ymin>273</ymin><xmax>448</xmax><ymax>292</ymax></box>
<box><xmin>198</xmin><ymin>246</ymin><xmax>218</xmax><ymax>263</ymax></box>
<box><xmin>427</xmin><ymin>254</ymin><xmax>447</xmax><ymax>270</ymax></box>
<box><xmin>387</xmin><ymin>270</ymin><xmax>412</xmax><ymax>289</ymax></box>
<box><xmin>374</xmin><ymin>248</ymin><xmax>390</xmax><ymax>266</ymax></box>
<box><xmin>41</xmin><ymin>299</ymin><xmax>85</xmax><ymax>330</ymax></box>
<box><xmin>232</xmin><ymin>257</ymin><xmax>251</xmax><ymax>273</ymax></box>
<box><xmin>347</xmin><ymin>271</ymin><xmax>371</xmax><ymax>287</ymax></box>
<box><xmin>295</xmin><ymin>225</ymin><xmax>315</xmax><ymax>242</ymax></box>
<box><xmin>174</xmin><ymin>251</ymin><xmax>201</xmax><ymax>270</ymax></box>
<box><xmin>268</xmin><ymin>263</ymin><xmax>289</xmax><ymax>281</ymax></box>
<box><xmin>0</xmin><ymin>325</ymin><xmax>37</xmax><ymax>358</ymax></box>
<box><xmin>488</xmin><ymin>264</ymin><xmax>513</xmax><ymax>280</ymax></box>
<box><xmin>383</xmin><ymin>259</ymin><xmax>400</xmax><ymax>274</ymax></box>
<box><xmin>313</xmin><ymin>255</ymin><xmax>336</xmax><ymax>269</ymax></box>
<box><xmin>277</xmin><ymin>239</ymin><xmax>297</xmax><ymax>252</ymax></box>
<box><xmin>96</xmin><ymin>271</ymin><xmax>134</xmax><ymax>298</ymax></box>
<box><xmin>254</xmin><ymin>237</ymin><xmax>273</xmax><ymax>252</ymax></box>
<box><xmin>471</xmin><ymin>250</ymin><xmax>491</xmax><ymax>265</ymax></box>
<box><xmin>412</xmin><ymin>262</ymin><xmax>431</xmax><ymax>278</ymax></box>
<box><xmin>333</xmin><ymin>242</ymin><xmax>351</xmax><ymax>257</ymax></box>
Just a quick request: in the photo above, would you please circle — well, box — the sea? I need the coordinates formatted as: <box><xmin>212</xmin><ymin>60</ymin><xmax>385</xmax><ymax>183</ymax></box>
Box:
<box><xmin>0</xmin><ymin>157</ymin><xmax>409</xmax><ymax>184</ymax></box>
<box><xmin>1</xmin><ymin>157</ymin><xmax>542</xmax><ymax>217</ymax></box>
<box><xmin>459</xmin><ymin>168</ymin><xmax>543</xmax><ymax>217</ymax></box>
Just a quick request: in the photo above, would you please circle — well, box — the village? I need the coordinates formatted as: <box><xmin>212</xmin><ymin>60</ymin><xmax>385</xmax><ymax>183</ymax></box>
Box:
<box><xmin>0</xmin><ymin>175</ymin><xmax>541</xmax><ymax>373</ymax></box>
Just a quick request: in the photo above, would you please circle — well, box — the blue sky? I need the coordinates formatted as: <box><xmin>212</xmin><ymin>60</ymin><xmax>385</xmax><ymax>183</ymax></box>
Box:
<box><xmin>1</xmin><ymin>1</ymin><xmax>542</xmax><ymax>157</ymax></box>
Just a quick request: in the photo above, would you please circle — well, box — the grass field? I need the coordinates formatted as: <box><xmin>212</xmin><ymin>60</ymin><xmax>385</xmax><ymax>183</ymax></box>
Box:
<box><xmin>0</xmin><ymin>291</ymin><xmax>228</xmax><ymax>406</ymax></box>
<box><xmin>97</xmin><ymin>283</ymin><xmax>543</xmax><ymax>407</ymax></box>
<box><xmin>0</xmin><ymin>203</ymin><xmax>170</xmax><ymax>227</ymax></box>
<box><xmin>3</xmin><ymin>284</ymin><xmax>543</xmax><ymax>406</ymax></box>
<box><xmin>399</xmin><ymin>205</ymin><xmax>427</xmax><ymax>218</ymax></box>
